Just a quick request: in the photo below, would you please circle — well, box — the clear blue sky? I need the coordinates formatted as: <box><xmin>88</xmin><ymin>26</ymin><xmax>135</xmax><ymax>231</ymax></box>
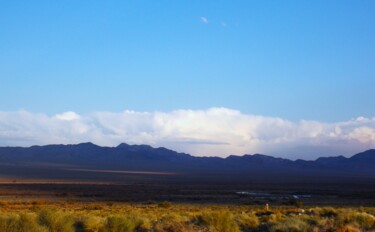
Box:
<box><xmin>1</xmin><ymin>0</ymin><xmax>374</xmax><ymax>122</ymax></box>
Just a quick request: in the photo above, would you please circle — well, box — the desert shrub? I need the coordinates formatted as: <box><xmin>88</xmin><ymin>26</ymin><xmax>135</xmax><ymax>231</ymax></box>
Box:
<box><xmin>197</xmin><ymin>210</ymin><xmax>240</xmax><ymax>232</ymax></box>
<box><xmin>365</xmin><ymin>208</ymin><xmax>375</xmax><ymax>217</ymax></box>
<box><xmin>99</xmin><ymin>215</ymin><xmax>143</xmax><ymax>232</ymax></box>
<box><xmin>83</xmin><ymin>204</ymin><xmax>104</xmax><ymax>211</ymax></box>
<box><xmin>338</xmin><ymin>211</ymin><xmax>375</xmax><ymax>230</ymax></box>
<box><xmin>75</xmin><ymin>215</ymin><xmax>103</xmax><ymax>232</ymax></box>
<box><xmin>336</xmin><ymin>224</ymin><xmax>361</xmax><ymax>232</ymax></box>
<box><xmin>32</xmin><ymin>200</ymin><xmax>47</xmax><ymax>206</ymax></box>
<box><xmin>270</xmin><ymin>217</ymin><xmax>310</xmax><ymax>232</ymax></box>
<box><xmin>154</xmin><ymin>216</ymin><xmax>193</xmax><ymax>232</ymax></box>
<box><xmin>137</xmin><ymin>217</ymin><xmax>152</xmax><ymax>231</ymax></box>
<box><xmin>289</xmin><ymin>198</ymin><xmax>303</xmax><ymax>208</ymax></box>
<box><xmin>0</xmin><ymin>213</ymin><xmax>46</xmax><ymax>232</ymax></box>
<box><xmin>302</xmin><ymin>215</ymin><xmax>331</xmax><ymax>231</ymax></box>
<box><xmin>152</xmin><ymin>213</ymin><xmax>191</xmax><ymax>232</ymax></box>
<box><xmin>0</xmin><ymin>200</ymin><xmax>6</xmax><ymax>207</ymax></box>
<box><xmin>38</xmin><ymin>209</ymin><xmax>74</xmax><ymax>232</ymax></box>
<box><xmin>312</xmin><ymin>207</ymin><xmax>338</xmax><ymax>218</ymax></box>
<box><xmin>18</xmin><ymin>213</ymin><xmax>47</xmax><ymax>232</ymax></box>
<box><xmin>265</xmin><ymin>211</ymin><xmax>284</xmax><ymax>224</ymax></box>
<box><xmin>235</xmin><ymin>212</ymin><xmax>259</xmax><ymax>230</ymax></box>
<box><xmin>158</xmin><ymin>201</ymin><xmax>172</xmax><ymax>208</ymax></box>
<box><xmin>352</xmin><ymin>212</ymin><xmax>375</xmax><ymax>230</ymax></box>
<box><xmin>0</xmin><ymin>214</ymin><xmax>19</xmax><ymax>232</ymax></box>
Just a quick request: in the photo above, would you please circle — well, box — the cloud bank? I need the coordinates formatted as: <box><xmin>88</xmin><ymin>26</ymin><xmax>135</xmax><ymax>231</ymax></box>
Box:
<box><xmin>0</xmin><ymin>108</ymin><xmax>374</xmax><ymax>159</ymax></box>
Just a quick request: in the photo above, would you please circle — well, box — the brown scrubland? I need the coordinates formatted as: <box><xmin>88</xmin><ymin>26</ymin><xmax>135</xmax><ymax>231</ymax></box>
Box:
<box><xmin>0</xmin><ymin>197</ymin><xmax>374</xmax><ymax>232</ymax></box>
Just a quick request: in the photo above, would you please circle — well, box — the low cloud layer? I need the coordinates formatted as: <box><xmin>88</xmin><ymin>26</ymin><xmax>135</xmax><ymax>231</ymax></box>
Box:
<box><xmin>0</xmin><ymin>108</ymin><xmax>374</xmax><ymax>159</ymax></box>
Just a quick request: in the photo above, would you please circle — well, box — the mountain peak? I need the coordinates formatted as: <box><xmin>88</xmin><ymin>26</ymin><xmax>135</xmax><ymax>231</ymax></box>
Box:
<box><xmin>116</xmin><ymin>143</ymin><xmax>130</xmax><ymax>149</ymax></box>
<box><xmin>76</xmin><ymin>142</ymin><xmax>99</xmax><ymax>147</ymax></box>
<box><xmin>350</xmin><ymin>149</ymin><xmax>375</xmax><ymax>161</ymax></box>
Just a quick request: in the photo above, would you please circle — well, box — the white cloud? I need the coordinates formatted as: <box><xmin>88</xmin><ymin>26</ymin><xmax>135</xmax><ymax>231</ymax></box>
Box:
<box><xmin>0</xmin><ymin>108</ymin><xmax>374</xmax><ymax>160</ymax></box>
<box><xmin>55</xmin><ymin>111</ymin><xmax>80</xmax><ymax>121</ymax></box>
<box><xmin>200</xmin><ymin>17</ymin><xmax>208</xmax><ymax>24</ymax></box>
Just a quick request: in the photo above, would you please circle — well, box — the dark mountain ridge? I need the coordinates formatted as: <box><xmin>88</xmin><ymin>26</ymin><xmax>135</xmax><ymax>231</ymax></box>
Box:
<box><xmin>0</xmin><ymin>143</ymin><xmax>375</xmax><ymax>179</ymax></box>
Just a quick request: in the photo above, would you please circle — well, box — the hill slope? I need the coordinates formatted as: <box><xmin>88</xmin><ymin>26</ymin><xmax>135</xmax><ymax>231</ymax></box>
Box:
<box><xmin>0</xmin><ymin>143</ymin><xmax>375</xmax><ymax>182</ymax></box>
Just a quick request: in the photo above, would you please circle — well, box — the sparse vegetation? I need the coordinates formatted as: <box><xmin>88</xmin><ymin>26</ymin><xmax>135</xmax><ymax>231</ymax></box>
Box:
<box><xmin>0</xmin><ymin>199</ymin><xmax>374</xmax><ymax>232</ymax></box>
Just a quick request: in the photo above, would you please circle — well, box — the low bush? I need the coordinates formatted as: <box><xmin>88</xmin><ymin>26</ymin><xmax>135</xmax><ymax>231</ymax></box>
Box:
<box><xmin>235</xmin><ymin>212</ymin><xmax>259</xmax><ymax>230</ymax></box>
<box><xmin>157</xmin><ymin>201</ymin><xmax>172</xmax><ymax>208</ymax></box>
<box><xmin>265</xmin><ymin>211</ymin><xmax>284</xmax><ymax>225</ymax></box>
<box><xmin>338</xmin><ymin>211</ymin><xmax>375</xmax><ymax>230</ymax></box>
<box><xmin>0</xmin><ymin>213</ymin><xmax>47</xmax><ymax>232</ymax></box>
<box><xmin>0</xmin><ymin>214</ymin><xmax>20</xmax><ymax>232</ymax></box>
<box><xmin>270</xmin><ymin>217</ymin><xmax>310</xmax><ymax>232</ymax></box>
<box><xmin>336</xmin><ymin>224</ymin><xmax>361</xmax><ymax>232</ymax></box>
<box><xmin>38</xmin><ymin>209</ymin><xmax>74</xmax><ymax>232</ymax></box>
<box><xmin>197</xmin><ymin>210</ymin><xmax>240</xmax><ymax>232</ymax></box>
<box><xmin>154</xmin><ymin>215</ymin><xmax>193</xmax><ymax>232</ymax></box>
<box><xmin>312</xmin><ymin>207</ymin><xmax>338</xmax><ymax>218</ymax></box>
<box><xmin>99</xmin><ymin>215</ymin><xmax>143</xmax><ymax>232</ymax></box>
<box><xmin>75</xmin><ymin>215</ymin><xmax>103</xmax><ymax>232</ymax></box>
<box><xmin>18</xmin><ymin>213</ymin><xmax>47</xmax><ymax>232</ymax></box>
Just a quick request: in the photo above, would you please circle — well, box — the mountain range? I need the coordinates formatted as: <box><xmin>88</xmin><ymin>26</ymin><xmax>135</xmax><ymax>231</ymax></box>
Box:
<box><xmin>0</xmin><ymin>143</ymin><xmax>375</xmax><ymax>182</ymax></box>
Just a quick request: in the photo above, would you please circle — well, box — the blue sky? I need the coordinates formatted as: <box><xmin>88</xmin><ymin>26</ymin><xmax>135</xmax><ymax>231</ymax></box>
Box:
<box><xmin>0</xmin><ymin>1</ymin><xmax>374</xmax><ymax>158</ymax></box>
<box><xmin>1</xmin><ymin>1</ymin><xmax>374</xmax><ymax>121</ymax></box>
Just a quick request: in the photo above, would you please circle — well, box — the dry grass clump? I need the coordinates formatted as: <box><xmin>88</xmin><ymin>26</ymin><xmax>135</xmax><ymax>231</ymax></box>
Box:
<box><xmin>196</xmin><ymin>210</ymin><xmax>240</xmax><ymax>232</ymax></box>
<box><xmin>0</xmin><ymin>213</ymin><xmax>47</xmax><ymax>232</ymax></box>
<box><xmin>264</xmin><ymin>211</ymin><xmax>284</xmax><ymax>225</ymax></box>
<box><xmin>154</xmin><ymin>214</ymin><xmax>195</xmax><ymax>232</ymax></box>
<box><xmin>75</xmin><ymin>215</ymin><xmax>103</xmax><ymax>232</ymax></box>
<box><xmin>336</xmin><ymin>224</ymin><xmax>361</xmax><ymax>232</ymax></box>
<box><xmin>336</xmin><ymin>210</ymin><xmax>375</xmax><ymax>231</ymax></box>
<box><xmin>311</xmin><ymin>207</ymin><xmax>338</xmax><ymax>218</ymax></box>
<box><xmin>234</xmin><ymin>212</ymin><xmax>259</xmax><ymax>230</ymax></box>
<box><xmin>301</xmin><ymin>214</ymin><xmax>332</xmax><ymax>231</ymax></box>
<box><xmin>157</xmin><ymin>201</ymin><xmax>173</xmax><ymax>208</ymax></box>
<box><xmin>352</xmin><ymin>212</ymin><xmax>375</xmax><ymax>229</ymax></box>
<box><xmin>37</xmin><ymin>209</ymin><xmax>74</xmax><ymax>232</ymax></box>
<box><xmin>270</xmin><ymin>216</ymin><xmax>310</xmax><ymax>232</ymax></box>
<box><xmin>99</xmin><ymin>214</ymin><xmax>145</xmax><ymax>232</ymax></box>
<box><xmin>0</xmin><ymin>213</ymin><xmax>24</xmax><ymax>232</ymax></box>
